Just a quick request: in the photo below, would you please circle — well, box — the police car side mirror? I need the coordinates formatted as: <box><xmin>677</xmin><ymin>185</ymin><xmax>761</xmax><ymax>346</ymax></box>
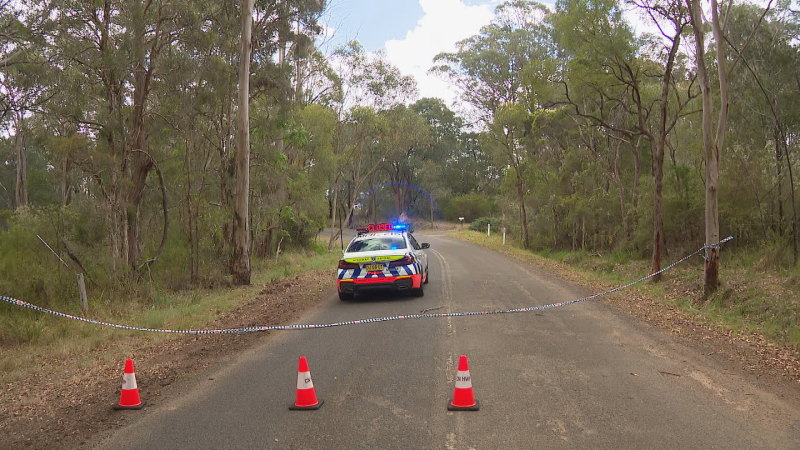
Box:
<box><xmin>421</xmin><ymin>243</ymin><xmax>430</xmax><ymax>249</ymax></box>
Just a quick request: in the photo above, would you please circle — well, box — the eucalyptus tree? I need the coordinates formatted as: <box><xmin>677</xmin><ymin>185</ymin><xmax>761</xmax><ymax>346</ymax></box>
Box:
<box><xmin>45</xmin><ymin>0</ymin><xmax>187</xmax><ymax>273</ymax></box>
<box><xmin>551</xmin><ymin>0</ymin><xmax>699</xmax><ymax>274</ymax></box>
<box><xmin>377</xmin><ymin>105</ymin><xmax>432</xmax><ymax>217</ymax></box>
<box><xmin>0</xmin><ymin>3</ymin><xmax>55</xmax><ymax>209</ymax></box>
<box><xmin>627</xmin><ymin>0</ymin><xmax>696</xmax><ymax>278</ymax></box>
<box><xmin>550</xmin><ymin>0</ymin><xmax>645</xmax><ymax>246</ymax></box>
<box><xmin>232</xmin><ymin>0</ymin><xmax>254</xmax><ymax>285</ymax></box>
<box><xmin>411</xmin><ymin>98</ymin><xmax>495</xmax><ymax>207</ymax></box>
<box><xmin>686</xmin><ymin>0</ymin><xmax>720</xmax><ymax>293</ymax></box>
<box><xmin>433</xmin><ymin>0</ymin><xmax>554</xmax><ymax>248</ymax></box>
<box><xmin>724</xmin><ymin>2</ymin><xmax>800</xmax><ymax>262</ymax></box>
<box><xmin>325</xmin><ymin>41</ymin><xmax>417</xmax><ymax>248</ymax></box>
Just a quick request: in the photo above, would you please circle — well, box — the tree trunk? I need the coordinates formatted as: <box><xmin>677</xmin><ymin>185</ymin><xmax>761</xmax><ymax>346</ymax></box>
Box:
<box><xmin>775</xmin><ymin>135</ymin><xmax>785</xmax><ymax>234</ymax></box>
<box><xmin>705</xmin><ymin>0</ymin><xmax>727</xmax><ymax>293</ymax></box>
<box><xmin>13</xmin><ymin>113</ymin><xmax>27</xmax><ymax>209</ymax></box>
<box><xmin>327</xmin><ymin>175</ymin><xmax>341</xmax><ymax>250</ymax></box>
<box><xmin>515</xmin><ymin>171</ymin><xmax>530</xmax><ymax>249</ymax></box>
<box><xmin>60</xmin><ymin>153</ymin><xmax>72</xmax><ymax>207</ymax></box>
<box><xmin>782</xmin><ymin>132</ymin><xmax>798</xmax><ymax>264</ymax></box>
<box><xmin>122</xmin><ymin>0</ymin><xmax>156</xmax><ymax>270</ymax></box>
<box><xmin>690</xmin><ymin>0</ymin><xmax>724</xmax><ymax>295</ymax></box>
<box><xmin>231</xmin><ymin>0</ymin><xmax>253</xmax><ymax>285</ymax></box>
<box><xmin>651</xmin><ymin>29</ymin><xmax>680</xmax><ymax>281</ymax></box>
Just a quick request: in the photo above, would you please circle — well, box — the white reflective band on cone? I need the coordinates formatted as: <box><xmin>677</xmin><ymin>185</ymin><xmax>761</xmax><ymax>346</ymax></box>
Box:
<box><xmin>296</xmin><ymin>371</ymin><xmax>314</xmax><ymax>389</ymax></box>
<box><xmin>122</xmin><ymin>372</ymin><xmax>138</xmax><ymax>390</ymax></box>
<box><xmin>454</xmin><ymin>371</ymin><xmax>472</xmax><ymax>389</ymax></box>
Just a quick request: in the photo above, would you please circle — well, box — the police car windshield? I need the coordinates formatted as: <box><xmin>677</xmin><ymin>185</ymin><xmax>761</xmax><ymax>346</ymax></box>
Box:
<box><xmin>347</xmin><ymin>236</ymin><xmax>406</xmax><ymax>253</ymax></box>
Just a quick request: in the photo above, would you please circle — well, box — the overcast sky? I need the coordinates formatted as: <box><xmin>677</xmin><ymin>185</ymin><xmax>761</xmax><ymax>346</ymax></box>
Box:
<box><xmin>319</xmin><ymin>0</ymin><xmax>506</xmax><ymax>108</ymax></box>
<box><xmin>318</xmin><ymin>0</ymin><xmax>666</xmax><ymax>110</ymax></box>
<box><xmin>317</xmin><ymin>0</ymin><xmax>781</xmax><ymax>111</ymax></box>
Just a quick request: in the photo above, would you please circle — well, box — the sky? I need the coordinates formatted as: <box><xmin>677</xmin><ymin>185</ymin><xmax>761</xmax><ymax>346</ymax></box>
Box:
<box><xmin>318</xmin><ymin>0</ymin><xmax>650</xmax><ymax>110</ymax></box>
<box><xmin>317</xmin><ymin>0</ymin><xmax>782</xmax><ymax>111</ymax></box>
<box><xmin>319</xmin><ymin>0</ymin><xmax>507</xmax><ymax>108</ymax></box>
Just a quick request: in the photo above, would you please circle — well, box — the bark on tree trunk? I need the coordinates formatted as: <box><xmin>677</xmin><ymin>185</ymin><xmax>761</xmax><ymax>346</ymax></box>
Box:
<box><xmin>13</xmin><ymin>113</ymin><xmax>27</xmax><ymax>209</ymax></box>
<box><xmin>705</xmin><ymin>0</ymin><xmax>727</xmax><ymax>294</ymax></box>
<box><xmin>651</xmin><ymin>30</ymin><xmax>680</xmax><ymax>281</ymax></box>
<box><xmin>231</xmin><ymin>0</ymin><xmax>253</xmax><ymax>285</ymax></box>
<box><xmin>515</xmin><ymin>172</ymin><xmax>530</xmax><ymax>249</ymax></box>
<box><xmin>327</xmin><ymin>175</ymin><xmax>341</xmax><ymax>250</ymax></box>
<box><xmin>122</xmin><ymin>0</ymin><xmax>156</xmax><ymax>271</ymax></box>
<box><xmin>782</xmin><ymin>134</ymin><xmax>798</xmax><ymax>264</ymax></box>
<box><xmin>689</xmin><ymin>0</ymin><xmax>724</xmax><ymax>295</ymax></box>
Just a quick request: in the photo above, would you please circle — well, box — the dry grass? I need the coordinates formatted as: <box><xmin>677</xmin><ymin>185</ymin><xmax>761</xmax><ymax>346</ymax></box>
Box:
<box><xmin>455</xmin><ymin>230</ymin><xmax>800</xmax><ymax>348</ymax></box>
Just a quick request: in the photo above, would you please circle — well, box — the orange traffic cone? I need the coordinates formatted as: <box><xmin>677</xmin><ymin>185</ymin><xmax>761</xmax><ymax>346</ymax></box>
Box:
<box><xmin>289</xmin><ymin>356</ymin><xmax>323</xmax><ymax>410</ymax></box>
<box><xmin>448</xmin><ymin>355</ymin><xmax>479</xmax><ymax>411</ymax></box>
<box><xmin>113</xmin><ymin>358</ymin><xmax>144</xmax><ymax>410</ymax></box>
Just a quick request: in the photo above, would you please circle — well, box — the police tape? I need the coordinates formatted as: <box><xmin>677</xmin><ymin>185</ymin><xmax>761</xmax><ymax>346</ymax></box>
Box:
<box><xmin>0</xmin><ymin>237</ymin><xmax>733</xmax><ymax>334</ymax></box>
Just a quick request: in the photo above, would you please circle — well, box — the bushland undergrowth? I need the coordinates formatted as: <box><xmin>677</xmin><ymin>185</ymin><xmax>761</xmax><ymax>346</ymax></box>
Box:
<box><xmin>0</xmin><ymin>245</ymin><xmax>339</xmax><ymax>382</ymax></box>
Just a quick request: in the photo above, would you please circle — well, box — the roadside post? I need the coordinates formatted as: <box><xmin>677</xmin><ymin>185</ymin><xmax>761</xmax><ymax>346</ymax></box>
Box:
<box><xmin>487</xmin><ymin>223</ymin><xmax>491</xmax><ymax>237</ymax></box>
<box><xmin>76</xmin><ymin>273</ymin><xmax>88</xmax><ymax>313</ymax></box>
<box><xmin>502</xmin><ymin>227</ymin><xmax>506</xmax><ymax>245</ymax></box>
<box><xmin>458</xmin><ymin>217</ymin><xmax>464</xmax><ymax>229</ymax></box>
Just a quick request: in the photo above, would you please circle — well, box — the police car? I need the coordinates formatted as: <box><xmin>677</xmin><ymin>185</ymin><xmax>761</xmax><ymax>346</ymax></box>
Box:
<box><xmin>337</xmin><ymin>223</ymin><xmax>430</xmax><ymax>300</ymax></box>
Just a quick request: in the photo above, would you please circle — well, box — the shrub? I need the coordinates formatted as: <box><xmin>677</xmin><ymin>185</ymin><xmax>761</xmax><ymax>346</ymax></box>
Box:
<box><xmin>468</xmin><ymin>217</ymin><xmax>507</xmax><ymax>232</ymax></box>
<box><xmin>443</xmin><ymin>194</ymin><xmax>497</xmax><ymax>222</ymax></box>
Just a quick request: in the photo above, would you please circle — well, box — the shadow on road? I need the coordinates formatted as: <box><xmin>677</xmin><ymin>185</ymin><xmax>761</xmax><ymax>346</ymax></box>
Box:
<box><xmin>344</xmin><ymin>290</ymin><xmax>420</xmax><ymax>304</ymax></box>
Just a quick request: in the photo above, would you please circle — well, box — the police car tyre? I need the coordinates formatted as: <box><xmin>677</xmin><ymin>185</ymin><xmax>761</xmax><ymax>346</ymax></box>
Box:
<box><xmin>412</xmin><ymin>286</ymin><xmax>424</xmax><ymax>297</ymax></box>
<box><xmin>338</xmin><ymin>291</ymin><xmax>353</xmax><ymax>301</ymax></box>
<box><xmin>424</xmin><ymin>268</ymin><xmax>429</xmax><ymax>284</ymax></box>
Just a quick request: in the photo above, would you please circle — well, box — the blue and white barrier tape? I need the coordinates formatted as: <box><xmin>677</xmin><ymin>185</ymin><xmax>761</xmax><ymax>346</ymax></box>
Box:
<box><xmin>0</xmin><ymin>237</ymin><xmax>733</xmax><ymax>334</ymax></box>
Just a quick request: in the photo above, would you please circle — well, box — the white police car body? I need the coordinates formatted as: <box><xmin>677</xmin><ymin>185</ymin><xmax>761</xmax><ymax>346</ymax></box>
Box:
<box><xmin>337</xmin><ymin>223</ymin><xmax>430</xmax><ymax>300</ymax></box>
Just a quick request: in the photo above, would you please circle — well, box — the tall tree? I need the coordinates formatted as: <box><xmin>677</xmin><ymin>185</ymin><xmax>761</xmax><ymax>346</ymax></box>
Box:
<box><xmin>433</xmin><ymin>0</ymin><xmax>553</xmax><ymax>248</ymax></box>
<box><xmin>630</xmin><ymin>0</ymin><xmax>695</xmax><ymax>279</ymax></box>
<box><xmin>687</xmin><ymin>0</ymin><xmax>724</xmax><ymax>294</ymax></box>
<box><xmin>232</xmin><ymin>0</ymin><xmax>254</xmax><ymax>285</ymax></box>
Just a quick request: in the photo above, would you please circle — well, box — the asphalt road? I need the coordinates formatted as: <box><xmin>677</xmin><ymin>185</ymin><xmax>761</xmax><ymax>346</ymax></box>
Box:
<box><xmin>91</xmin><ymin>232</ymin><xmax>800</xmax><ymax>449</ymax></box>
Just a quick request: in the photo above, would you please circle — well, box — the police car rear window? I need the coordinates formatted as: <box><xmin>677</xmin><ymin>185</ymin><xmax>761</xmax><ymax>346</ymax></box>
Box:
<box><xmin>346</xmin><ymin>236</ymin><xmax>406</xmax><ymax>252</ymax></box>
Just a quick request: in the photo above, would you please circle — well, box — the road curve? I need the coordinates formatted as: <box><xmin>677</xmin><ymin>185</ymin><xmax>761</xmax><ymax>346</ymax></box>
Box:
<box><xmin>90</xmin><ymin>233</ymin><xmax>800</xmax><ymax>449</ymax></box>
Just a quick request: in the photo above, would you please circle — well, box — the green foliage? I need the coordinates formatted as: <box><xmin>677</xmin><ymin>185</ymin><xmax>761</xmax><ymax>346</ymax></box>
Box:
<box><xmin>0</xmin><ymin>209</ymin><xmax>80</xmax><ymax>307</ymax></box>
<box><xmin>468</xmin><ymin>216</ymin><xmax>508</xmax><ymax>232</ymax></box>
<box><xmin>442</xmin><ymin>194</ymin><xmax>497</xmax><ymax>222</ymax></box>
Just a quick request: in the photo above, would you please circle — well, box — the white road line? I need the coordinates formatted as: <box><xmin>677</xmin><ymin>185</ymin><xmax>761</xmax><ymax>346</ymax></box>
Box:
<box><xmin>432</xmin><ymin>247</ymin><xmax>467</xmax><ymax>448</ymax></box>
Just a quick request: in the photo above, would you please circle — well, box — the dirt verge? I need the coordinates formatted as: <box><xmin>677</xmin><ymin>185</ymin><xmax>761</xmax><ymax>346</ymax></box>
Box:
<box><xmin>468</xmin><ymin>236</ymin><xmax>800</xmax><ymax>384</ymax></box>
<box><xmin>0</xmin><ymin>270</ymin><xmax>333</xmax><ymax>449</ymax></box>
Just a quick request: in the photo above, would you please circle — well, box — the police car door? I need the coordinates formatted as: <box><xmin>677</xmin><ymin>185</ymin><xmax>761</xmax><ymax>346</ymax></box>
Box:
<box><xmin>408</xmin><ymin>234</ymin><xmax>427</xmax><ymax>274</ymax></box>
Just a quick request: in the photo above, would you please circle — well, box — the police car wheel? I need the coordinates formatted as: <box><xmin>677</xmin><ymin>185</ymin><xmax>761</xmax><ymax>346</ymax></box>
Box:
<box><xmin>424</xmin><ymin>268</ymin><xmax>429</xmax><ymax>284</ymax></box>
<box><xmin>412</xmin><ymin>286</ymin><xmax>424</xmax><ymax>297</ymax></box>
<box><xmin>339</xmin><ymin>291</ymin><xmax>353</xmax><ymax>301</ymax></box>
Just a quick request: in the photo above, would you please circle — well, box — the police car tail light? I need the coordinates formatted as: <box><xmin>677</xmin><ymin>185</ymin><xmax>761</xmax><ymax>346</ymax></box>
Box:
<box><xmin>389</xmin><ymin>255</ymin><xmax>415</xmax><ymax>267</ymax></box>
<box><xmin>338</xmin><ymin>260</ymin><xmax>359</xmax><ymax>269</ymax></box>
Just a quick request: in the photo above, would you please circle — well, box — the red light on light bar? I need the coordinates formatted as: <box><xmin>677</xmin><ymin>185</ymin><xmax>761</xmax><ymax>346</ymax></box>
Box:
<box><xmin>366</xmin><ymin>223</ymin><xmax>393</xmax><ymax>232</ymax></box>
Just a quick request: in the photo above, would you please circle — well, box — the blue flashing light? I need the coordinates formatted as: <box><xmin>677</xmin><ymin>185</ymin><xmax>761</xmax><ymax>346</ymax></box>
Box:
<box><xmin>392</xmin><ymin>224</ymin><xmax>408</xmax><ymax>231</ymax></box>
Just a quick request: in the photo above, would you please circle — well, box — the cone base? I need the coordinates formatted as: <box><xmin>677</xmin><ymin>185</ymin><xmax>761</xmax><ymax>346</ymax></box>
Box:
<box><xmin>289</xmin><ymin>399</ymin><xmax>324</xmax><ymax>410</ymax></box>
<box><xmin>448</xmin><ymin>399</ymin><xmax>479</xmax><ymax>411</ymax></box>
<box><xmin>113</xmin><ymin>401</ymin><xmax>145</xmax><ymax>410</ymax></box>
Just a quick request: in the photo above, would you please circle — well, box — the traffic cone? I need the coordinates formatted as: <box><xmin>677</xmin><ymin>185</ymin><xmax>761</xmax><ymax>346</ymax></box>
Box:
<box><xmin>113</xmin><ymin>358</ymin><xmax>144</xmax><ymax>410</ymax></box>
<box><xmin>289</xmin><ymin>356</ymin><xmax>323</xmax><ymax>410</ymax></box>
<box><xmin>448</xmin><ymin>355</ymin><xmax>479</xmax><ymax>411</ymax></box>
